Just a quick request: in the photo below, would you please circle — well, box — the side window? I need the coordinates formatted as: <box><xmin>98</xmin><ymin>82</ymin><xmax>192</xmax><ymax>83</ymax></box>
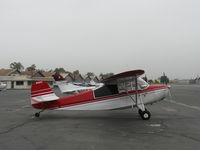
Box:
<box><xmin>118</xmin><ymin>81</ymin><xmax>136</xmax><ymax>93</ymax></box>
<box><xmin>118</xmin><ymin>82</ymin><xmax>126</xmax><ymax>93</ymax></box>
<box><xmin>94</xmin><ymin>84</ymin><xmax>118</xmax><ymax>98</ymax></box>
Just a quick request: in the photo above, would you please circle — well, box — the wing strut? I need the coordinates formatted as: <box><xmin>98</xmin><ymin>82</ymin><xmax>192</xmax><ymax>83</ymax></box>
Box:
<box><xmin>135</xmin><ymin>76</ymin><xmax>145</xmax><ymax>111</ymax></box>
<box><xmin>135</xmin><ymin>77</ymin><xmax>138</xmax><ymax>106</ymax></box>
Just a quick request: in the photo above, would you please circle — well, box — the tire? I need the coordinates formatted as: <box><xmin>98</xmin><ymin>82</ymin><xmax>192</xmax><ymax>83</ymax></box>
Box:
<box><xmin>140</xmin><ymin>110</ymin><xmax>151</xmax><ymax>120</ymax></box>
<box><xmin>35</xmin><ymin>113</ymin><xmax>40</xmax><ymax>118</ymax></box>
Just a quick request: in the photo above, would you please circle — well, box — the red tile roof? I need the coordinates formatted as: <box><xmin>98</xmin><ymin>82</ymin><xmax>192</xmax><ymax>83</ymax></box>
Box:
<box><xmin>72</xmin><ymin>74</ymin><xmax>84</xmax><ymax>79</ymax></box>
<box><xmin>42</xmin><ymin>72</ymin><xmax>54</xmax><ymax>77</ymax></box>
<box><xmin>21</xmin><ymin>71</ymin><xmax>37</xmax><ymax>76</ymax></box>
<box><xmin>0</xmin><ymin>69</ymin><xmax>15</xmax><ymax>76</ymax></box>
<box><xmin>0</xmin><ymin>69</ymin><xmax>53</xmax><ymax>78</ymax></box>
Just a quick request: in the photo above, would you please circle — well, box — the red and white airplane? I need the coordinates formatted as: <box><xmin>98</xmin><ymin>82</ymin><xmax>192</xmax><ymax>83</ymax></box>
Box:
<box><xmin>31</xmin><ymin>70</ymin><xmax>170</xmax><ymax>120</ymax></box>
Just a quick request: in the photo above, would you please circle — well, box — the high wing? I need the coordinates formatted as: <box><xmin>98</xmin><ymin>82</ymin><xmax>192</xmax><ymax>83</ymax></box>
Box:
<box><xmin>102</xmin><ymin>70</ymin><xmax>144</xmax><ymax>83</ymax></box>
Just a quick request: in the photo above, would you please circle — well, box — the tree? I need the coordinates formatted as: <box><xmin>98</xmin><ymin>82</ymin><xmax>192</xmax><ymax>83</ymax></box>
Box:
<box><xmin>26</xmin><ymin>64</ymin><xmax>36</xmax><ymax>71</ymax></box>
<box><xmin>37</xmin><ymin>69</ymin><xmax>45</xmax><ymax>72</ymax></box>
<box><xmin>73</xmin><ymin>70</ymin><xmax>80</xmax><ymax>75</ymax></box>
<box><xmin>54</xmin><ymin>68</ymin><xmax>66</xmax><ymax>73</ymax></box>
<box><xmin>160</xmin><ymin>72</ymin><xmax>169</xmax><ymax>85</ymax></box>
<box><xmin>10</xmin><ymin>62</ymin><xmax>24</xmax><ymax>71</ymax></box>
<box><xmin>87</xmin><ymin>72</ymin><xmax>95</xmax><ymax>77</ymax></box>
<box><xmin>99</xmin><ymin>73</ymin><xmax>114</xmax><ymax>80</ymax></box>
<box><xmin>154</xmin><ymin>80</ymin><xmax>159</xmax><ymax>84</ymax></box>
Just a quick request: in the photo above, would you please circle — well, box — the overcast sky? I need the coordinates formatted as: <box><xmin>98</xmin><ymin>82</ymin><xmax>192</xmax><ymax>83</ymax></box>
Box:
<box><xmin>0</xmin><ymin>0</ymin><xmax>200</xmax><ymax>79</ymax></box>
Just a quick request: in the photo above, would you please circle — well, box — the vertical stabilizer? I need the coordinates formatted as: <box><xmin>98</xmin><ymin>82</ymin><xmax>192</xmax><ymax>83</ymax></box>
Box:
<box><xmin>31</xmin><ymin>81</ymin><xmax>59</xmax><ymax>104</ymax></box>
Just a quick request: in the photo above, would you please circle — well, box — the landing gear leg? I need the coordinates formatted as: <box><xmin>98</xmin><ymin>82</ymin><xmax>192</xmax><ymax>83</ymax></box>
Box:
<box><xmin>34</xmin><ymin>110</ymin><xmax>44</xmax><ymax>118</ymax></box>
<box><xmin>129</xmin><ymin>94</ymin><xmax>151</xmax><ymax>120</ymax></box>
<box><xmin>138</xmin><ymin>109</ymin><xmax>143</xmax><ymax>115</ymax></box>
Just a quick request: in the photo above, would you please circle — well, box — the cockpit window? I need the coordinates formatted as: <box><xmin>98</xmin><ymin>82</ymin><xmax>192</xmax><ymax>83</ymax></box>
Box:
<box><xmin>137</xmin><ymin>77</ymin><xmax>149</xmax><ymax>89</ymax></box>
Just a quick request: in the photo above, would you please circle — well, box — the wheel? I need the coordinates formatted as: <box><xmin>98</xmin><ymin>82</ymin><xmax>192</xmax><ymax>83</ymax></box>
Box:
<box><xmin>35</xmin><ymin>113</ymin><xmax>40</xmax><ymax>118</ymax></box>
<box><xmin>140</xmin><ymin>110</ymin><xmax>151</xmax><ymax>120</ymax></box>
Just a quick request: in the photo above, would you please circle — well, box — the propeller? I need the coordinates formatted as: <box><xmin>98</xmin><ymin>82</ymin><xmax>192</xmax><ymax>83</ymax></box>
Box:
<box><xmin>166</xmin><ymin>85</ymin><xmax>176</xmax><ymax>102</ymax></box>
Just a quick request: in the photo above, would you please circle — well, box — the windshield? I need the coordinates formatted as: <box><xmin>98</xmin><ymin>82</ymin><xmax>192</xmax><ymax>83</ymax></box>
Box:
<box><xmin>137</xmin><ymin>77</ymin><xmax>149</xmax><ymax>90</ymax></box>
<box><xmin>117</xmin><ymin>77</ymin><xmax>149</xmax><ymax>93</ymax></box>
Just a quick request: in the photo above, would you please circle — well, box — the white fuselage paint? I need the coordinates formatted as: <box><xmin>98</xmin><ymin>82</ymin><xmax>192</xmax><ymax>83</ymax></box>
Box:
<box><xmin>57</xmin><ymin>88</ymin><xmax>169</xmax><ymax>110</ymax></box>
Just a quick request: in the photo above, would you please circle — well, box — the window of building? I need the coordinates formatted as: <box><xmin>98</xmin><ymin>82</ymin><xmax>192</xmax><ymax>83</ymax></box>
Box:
<box><xmin>16</xmin><ymin>81</ymin><xmax>24</xmax><ymax>86</ymax></box>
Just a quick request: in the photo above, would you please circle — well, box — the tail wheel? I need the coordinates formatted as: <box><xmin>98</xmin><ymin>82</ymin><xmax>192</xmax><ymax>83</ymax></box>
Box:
<box><xmin>140</xmin><ymin>110</ymin><xmax>151</xmax><ymax>120</ymax></box>
<box><xmin>35</xmin><ymin>112</ymin><xmax>40</xmax><ymax>118</ymax></box>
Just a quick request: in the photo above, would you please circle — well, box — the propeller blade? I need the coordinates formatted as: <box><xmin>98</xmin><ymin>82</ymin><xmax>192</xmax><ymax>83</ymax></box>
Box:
<box><xmin>167</xmin><ymin>85</ymin><xmax>173</xmax><ymax>101</ymax></box>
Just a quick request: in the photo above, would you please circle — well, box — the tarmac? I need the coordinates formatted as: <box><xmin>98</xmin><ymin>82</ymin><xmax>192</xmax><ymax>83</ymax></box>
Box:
<box><xmin>0</xmin><ymin>85</ymin><xmax>200</xmax><ymax>150</ymax></box>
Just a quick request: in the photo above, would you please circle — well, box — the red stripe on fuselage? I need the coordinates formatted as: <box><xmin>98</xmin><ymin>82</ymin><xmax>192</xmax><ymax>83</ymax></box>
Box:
<box><xmin>32</xmin><ymin>85</ymin><xmax>168</xmax><ymax>110</ymax></box>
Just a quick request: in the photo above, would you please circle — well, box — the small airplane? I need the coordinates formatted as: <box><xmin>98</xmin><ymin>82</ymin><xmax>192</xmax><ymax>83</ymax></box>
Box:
<box><xmin>52</xmin><ymin>73</ymin><xmax>103</xmax><ymax>93</ymax></box>
<box><xmin>31</xmin><ymin>70</ymin><xmax>170</xmax><ymax>120</ymax></box>
<box><xmin>0</xmin><ymin>82</ymin><xmax>7</xmax><ymax>91</ymax></box>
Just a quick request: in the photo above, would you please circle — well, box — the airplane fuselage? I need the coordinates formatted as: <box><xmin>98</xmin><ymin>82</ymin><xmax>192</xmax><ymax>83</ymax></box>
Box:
<box><xmin>32</xmin><ymin>85</ymin><xmax>169</xmax><ymax>111</ymax></box>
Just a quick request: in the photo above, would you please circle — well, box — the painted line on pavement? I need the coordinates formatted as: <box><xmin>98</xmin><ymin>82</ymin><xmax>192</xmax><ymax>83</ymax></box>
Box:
<box><xmin>165</xmin><ymin>99</ymin><xmax>200</xmax><ymax>111</ymax></box>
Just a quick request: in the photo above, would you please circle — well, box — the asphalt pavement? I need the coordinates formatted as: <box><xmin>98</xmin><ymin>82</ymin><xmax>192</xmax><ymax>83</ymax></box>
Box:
<box><xmin>0</xmin><ymin>85</ymin><xmax>200</xmax><ymax>150</ymax></box>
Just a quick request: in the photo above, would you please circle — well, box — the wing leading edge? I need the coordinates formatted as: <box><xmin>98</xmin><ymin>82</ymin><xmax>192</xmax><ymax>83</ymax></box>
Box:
<box><xmin>102</xmin><ymin>70</ymin><xmax>144</xmax><ymax>83</ymax></box>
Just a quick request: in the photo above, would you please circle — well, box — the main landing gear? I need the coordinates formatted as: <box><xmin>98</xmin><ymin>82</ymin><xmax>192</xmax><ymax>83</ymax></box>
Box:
<box><xmin>129</xmin><ymin>94</ymin><xmax>151</xmax><ymax>120</ymax></box>
<box><xmin>138</xmin><ymin>109</ymin><xmax>151</xmax><ymax>120</ymax></box>
<box><xmin>34</xmin><ymin>110</ymin><xmax>44</xmax><ymax>118</ymax></box>
<box><xmin>136</xmin><ymin>96</ymin><xmax>151</xmax><ymax>120</ymax></box>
